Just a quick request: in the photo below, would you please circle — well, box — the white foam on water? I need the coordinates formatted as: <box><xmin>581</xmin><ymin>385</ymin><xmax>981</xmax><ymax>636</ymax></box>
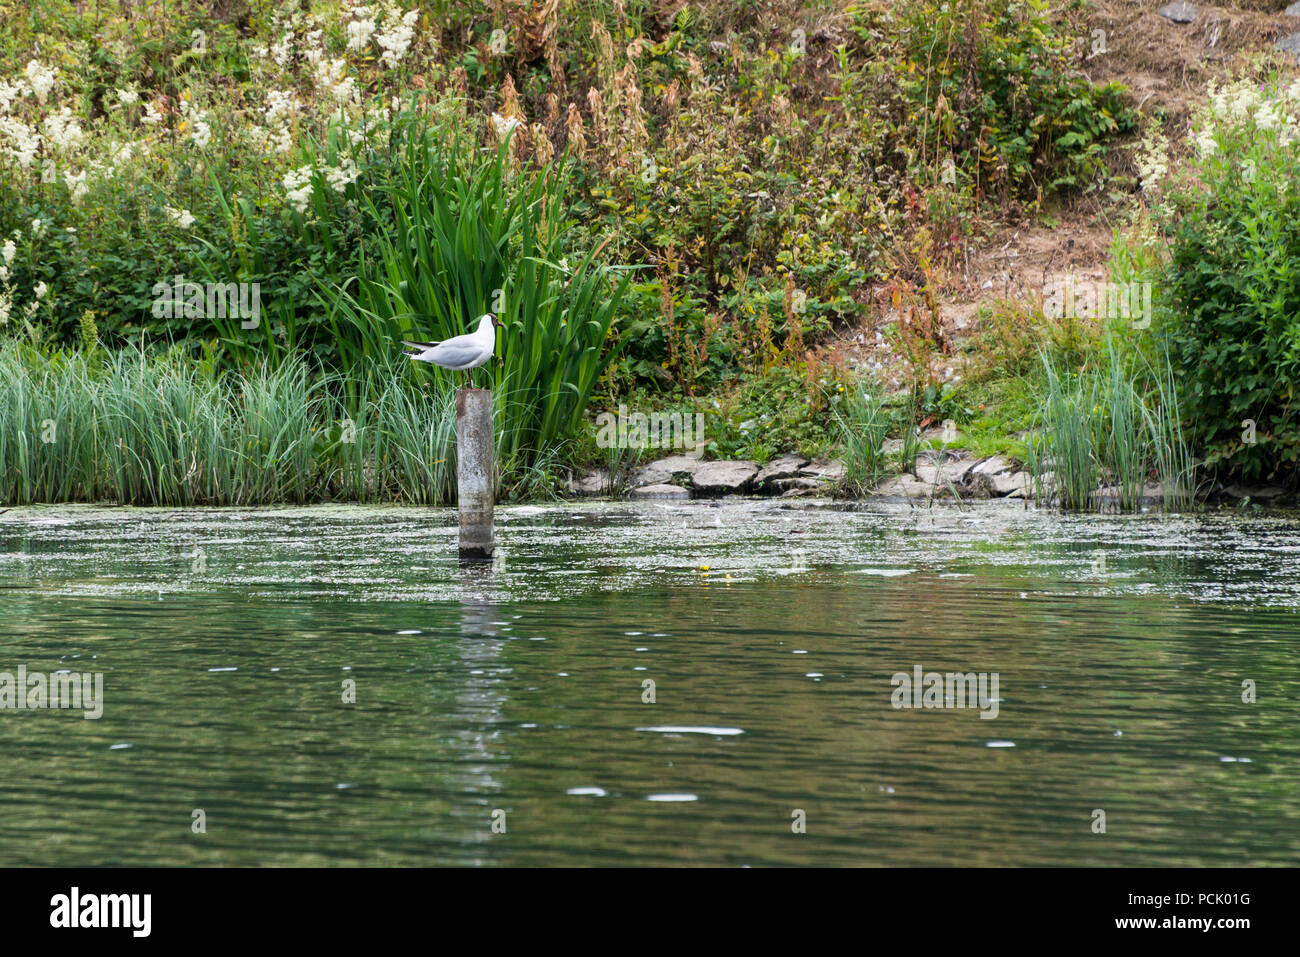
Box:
<box><xmin>636</xmin><ymin>725</ymin><xmax>744</xmax><ymax>736</ymax></box>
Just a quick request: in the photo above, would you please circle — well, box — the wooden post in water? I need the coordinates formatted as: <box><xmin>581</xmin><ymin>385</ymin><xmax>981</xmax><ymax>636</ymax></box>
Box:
<box><xmin>456</xmin><ymin>387</ymin><xmax>494</xmax><ymax>560</ymax></box>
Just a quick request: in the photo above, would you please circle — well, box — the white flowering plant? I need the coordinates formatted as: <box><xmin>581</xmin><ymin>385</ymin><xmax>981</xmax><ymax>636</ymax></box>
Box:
<box><xmin>0</xmin><ymin>1</ymin><xmax>438</xmax><ymax>346</ymax></box>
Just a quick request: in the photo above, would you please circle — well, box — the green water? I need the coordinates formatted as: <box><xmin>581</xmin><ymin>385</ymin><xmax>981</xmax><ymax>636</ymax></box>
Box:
<box><xmin>1</xmin><ymin>500</ymin><xmax>1298</xmax><ymax>866</ymax></box>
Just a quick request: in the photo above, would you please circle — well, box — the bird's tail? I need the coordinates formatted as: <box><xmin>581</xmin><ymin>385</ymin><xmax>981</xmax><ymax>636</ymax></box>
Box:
<box><xmin>401</xmin><ymin>340</ymin><xmax>439</xmax><ymax>361</ymax></box>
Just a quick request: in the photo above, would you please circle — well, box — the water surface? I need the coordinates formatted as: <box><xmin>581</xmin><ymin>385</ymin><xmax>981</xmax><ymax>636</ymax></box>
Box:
<box><xmin>1</xmin><ymin>500</ymin><xmax>1297</xmax><ymax>866</ymax></box>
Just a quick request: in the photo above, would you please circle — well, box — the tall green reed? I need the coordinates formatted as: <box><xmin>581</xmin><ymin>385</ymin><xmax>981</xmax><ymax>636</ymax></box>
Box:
<box><xmin>1028</xmin><ymin>335</ymin><xmax>1195</xmax><ymax>511</ymax></box>
<box><xmin>833</xmin><ymin>387</ymin><xmax>890</xmax><ymax>493</ymax></box>
<box><xmin>319</xmin><ymin>116</ymin><xmax>634</xmax><ymax>479</ymax></box>
<box><xmin>0</xmin><ymin>342</ymin><xmax>460</xmax><ymax>506</ymax></box>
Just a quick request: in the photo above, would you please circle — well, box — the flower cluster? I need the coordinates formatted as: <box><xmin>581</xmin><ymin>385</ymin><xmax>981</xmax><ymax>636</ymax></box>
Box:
<box><xmin>282</xmin><ymin>153</ymin><xmax>362</xmax><ymax>214</ymax></box>
<box><xmin>1199</xmin><ymin>79</ymin><xmax>1300</xmax><ymax>152</ymax></box>
<box><xmin>0</xmin><ymin>0</ymin><xmax>436</xmax><ymax>312</ymax></box>
<box><xmin>179</xmin><ymin>95</ymin><xmax>212</xmax><ymax>149</ymax></box>
<box><xmin>166</xmin><ymin>207</ymin><xmax>196</xmax><ymax>229</ymax></box>
<box><xmin>283</xmin><ymin>165</ymin><xmax>315</xmax><ymax>214</ymax></box>
<box><xmin>24</xmin><ymin>60</ymin><xmax>56</xmax><ymax>104</ymax></box>
<box><xmin>251</xmin><ymin>90</ymin><xmax>298</xmax><ymax>154</ymax></box>
<box><xmin>376</xmin><ymin>7</ymin><xmax>419</xmax><ymax>68</ymax></box>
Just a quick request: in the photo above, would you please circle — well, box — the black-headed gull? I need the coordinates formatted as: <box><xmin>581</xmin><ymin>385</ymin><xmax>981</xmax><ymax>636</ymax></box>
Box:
<box><xmin>403</xmin><ymin>313</ymin><xmax>501</xmax><ymax>387</ymax></box>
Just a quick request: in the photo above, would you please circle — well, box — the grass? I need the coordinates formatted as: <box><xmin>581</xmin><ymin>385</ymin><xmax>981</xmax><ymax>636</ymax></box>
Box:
<box><xmin>0</xmin><ymin>341</ymin><xmax>460</xmax><ymax>506</ymax></box>
<box><xmin>1026</xmin><ymin>336</ymin><xmax>1195</xmax><ymax>512</ymax></box>
<box><xmin>833</xmin><ymin>387</ymin><xmax>890</xmax><ymax>493</ymax></box>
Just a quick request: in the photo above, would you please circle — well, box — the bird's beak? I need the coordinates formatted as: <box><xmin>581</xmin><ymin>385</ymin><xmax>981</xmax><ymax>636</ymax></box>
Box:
<box><xmin>490</xmin><ymin>314</ymin><xmax>502</xmax><ymax>329</ymax></box>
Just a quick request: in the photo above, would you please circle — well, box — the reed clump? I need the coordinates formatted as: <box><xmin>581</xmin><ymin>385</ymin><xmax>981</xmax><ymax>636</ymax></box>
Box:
<box><xmin>1027</xmin><ymin>337</ymin><xmax>1194</xmax><ymax>512</ymax></box>
<box><xmin>0</xmin><ymin>342</ymin><xmax>458</xmax><ymax>506</ymax></box>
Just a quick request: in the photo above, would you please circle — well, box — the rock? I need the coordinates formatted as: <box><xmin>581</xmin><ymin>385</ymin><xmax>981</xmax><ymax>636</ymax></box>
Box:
<box><xmin>569</xmin><ymin>470</ymin><xmax>608</xmax><ymax>496</ymax></box>
<box><xmin>965</xmin><ymin>457</ymin><xmax>1028</xmax><ymax>496</ymax></box>
<box><xmin>915</xmin><ymin>458</ymin><xmax>975</xmax><ymax>486</ymax></box>
<box><xmin>629</xmin><ymin>483</ymin><xmax>690</xmax><ymax>501</ymax></box>
<box><xmin>874</xmin><ymin>474</ymin><xmax>938</xmax><ymax>499</ymax></box>
<box><xmin>914</xmin><ymin>448</ymin><xmax>951</xmax><ymax>465</ymax></box>
<box><xmin>629</xmin><ymin>463</ymin><xmax>675</xmax><ymax>488</ymax></box>
<box><xmin>1288</xmin><ymin>2</ymin><xmax>1300</xmax><ymax>16</ymax></box>
<box><xmin>1158</xmin><ymin>2</ymin><xmax>1197</xmax><ymax>23</ymax></box>
<box><xmin>798</xmin><ymin>459</ymin><xmax>846</xmax><ymax>483</ymax></box>
<box><xmin>990</xmin><ymin>471</ymin><xmax>1029</xmax><ymax>496</ymax></box>
<box><xmin>773</xmin><ymin>477</ymin><xmax>822</xmax><ymax>494</ymax></box>
<box><xmin>643</xmin><ymin>454</ymin><xmax>708</xmax><ymax>478</ymax></box>
<box><xmin>1277</xmin><ymin>33</ymin><xmax>1300</xmax><ymax>62</ymax></box>
<box><xmin>972</xmin><ymin>455</ymin><xmax>1012</xmax><ymax>476</ymax></box>
<box><xmin>1222</xmin><ymin>484</ymin><xmax>1288</xmax><ymax>501</ymax></box>
<box><xmin>754</xmin><ymin>453</ymin><xmax>811</xmax><ymax>487</ymax></box>
<box><xmin>691</xmin><ymin>460</ymin><xmax>759</xmax><ymax>495</ymax></box>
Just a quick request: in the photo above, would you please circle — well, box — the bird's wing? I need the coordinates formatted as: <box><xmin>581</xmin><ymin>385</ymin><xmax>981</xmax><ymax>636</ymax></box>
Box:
<box><xmin>401</xmin><ymin>339</ymin><xmax>440</xmax><ymax>349</ymax></box>
<box><xmin>427</xmin><ymin>336</ymin><xmax>487</xmax><ymax>368</ymax></box>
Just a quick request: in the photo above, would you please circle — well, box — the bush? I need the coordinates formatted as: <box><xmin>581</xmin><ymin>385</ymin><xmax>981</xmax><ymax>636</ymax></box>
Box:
<box><xmin>1162</xmin><ymin>78</ymin><xmax>1300</xmax><ymax>485</ymax></box>
<box><xmin>891</xmin><ymin>0</ymin><xmax>1136</xmax><ymax>199</ymax></box>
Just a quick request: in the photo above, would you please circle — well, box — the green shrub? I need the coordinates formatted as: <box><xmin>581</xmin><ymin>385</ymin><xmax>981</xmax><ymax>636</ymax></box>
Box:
<box><xmin>1162</xmin><ymin>78</ymin><xmax>1300</xmax><ymax>485</ymax></box>
<box><xmin>890</xmin><ymin>0</ymin><xmax>1136</xmax><ymax>199</ymax></box>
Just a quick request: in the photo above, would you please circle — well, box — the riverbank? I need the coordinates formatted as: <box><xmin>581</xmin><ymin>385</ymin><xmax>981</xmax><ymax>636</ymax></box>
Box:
<box><xmin>566</xmin><ymin>449</ymin><xmax>1298</xmax><ymax>509</ymax></box>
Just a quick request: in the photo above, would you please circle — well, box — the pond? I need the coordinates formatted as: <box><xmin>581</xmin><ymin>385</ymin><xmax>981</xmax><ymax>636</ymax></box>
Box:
<box><xmin>1</xmin><ymin>500</ymin><xmax>1298</xmax><ymax>866</ymax></box>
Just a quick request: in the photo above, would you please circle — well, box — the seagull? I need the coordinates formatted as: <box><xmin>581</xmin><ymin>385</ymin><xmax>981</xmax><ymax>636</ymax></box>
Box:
<box><xmin>402</xmin><ymin>314</ymin><xmax>501</xmax><ymax>387</ymax></box>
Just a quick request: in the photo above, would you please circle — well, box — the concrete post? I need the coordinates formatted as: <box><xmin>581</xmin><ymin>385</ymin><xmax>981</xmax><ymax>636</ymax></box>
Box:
<box><xmin>456</xmin><ymin>387</ymin><xmax>494</xmax><ymax>560</ymax></box>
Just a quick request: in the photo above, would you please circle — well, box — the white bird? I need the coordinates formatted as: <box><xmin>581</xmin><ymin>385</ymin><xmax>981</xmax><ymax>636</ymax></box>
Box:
<box><xmin>402</xmin><ymin>314</ymin><xmax>501</xmax><ymax>387</ymax></box>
